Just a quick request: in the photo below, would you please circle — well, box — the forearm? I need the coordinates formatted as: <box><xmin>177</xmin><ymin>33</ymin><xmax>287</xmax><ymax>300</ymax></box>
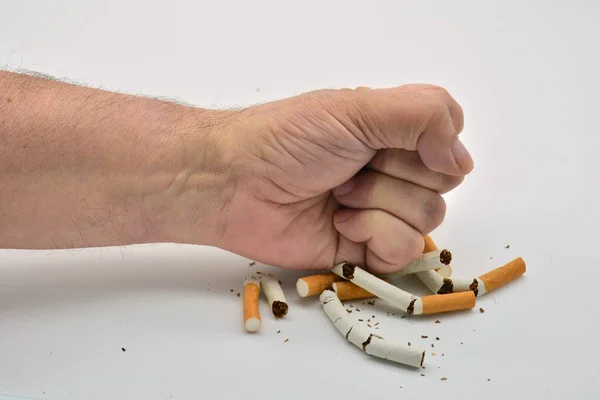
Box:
<box><xmin>0</xmin><ymin>71</ymin><xmax>228</xmax><ymax>249</ymax></box>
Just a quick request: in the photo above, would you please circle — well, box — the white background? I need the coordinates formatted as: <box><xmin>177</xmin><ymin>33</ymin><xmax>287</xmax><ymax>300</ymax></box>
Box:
<box><xmin>1</xmin><ymin>0</ymin><xmax>599</xmax><ymax>399</ymax></box>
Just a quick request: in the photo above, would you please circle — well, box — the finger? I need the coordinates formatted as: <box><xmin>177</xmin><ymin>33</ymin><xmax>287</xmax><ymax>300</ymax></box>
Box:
<box><xmin>332</xmin><ymin>170</ymin><xmax>446</xmax><ymax>235</ymax></box>
<box><xmin>368</xmin><ymin>148</ymin><xmax>464</xmax><ymax>194</ymax></box>
<box><xmin>332</xmin><ymin>87</ymin><xmax>473</xmax><ymax>176</ymax></box>
<box><xmin>334</xmin><ymin>234</ymin><xmax>366</xmax><ymax>267</ymax></box>
<box><xmin>391</xmin><ymin>84</ymin><xmax>464</xmax><ymax>134</ymax></box>
<box><xmin>333</xmin><ymin>208</ymin><xmax>424</xmax><ymax>273</ymax></box>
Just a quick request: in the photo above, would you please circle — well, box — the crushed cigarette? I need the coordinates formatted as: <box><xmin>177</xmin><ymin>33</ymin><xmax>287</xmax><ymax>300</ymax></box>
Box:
<box><xmin>319</xmin><ymin>288</ymin><xmax>425</xmax><ymax>368</ymax></box>
<box><xmin>243</xmin><ymin>276</ymin><xmax>261</xmax><ymax>333</ymax></box>
<box><xmin>417</xmin><ymin>237</ymin><xmax>526</xmax><ymax>297</ymax></box>
<box><xmin>260</xmin><ymin>275</ymin><xmax>288</xmax><ymax>318</ymax></box>
<box><xmin>296</xmin><ymin>273</ymin><xmax>341</xmax><ymax>297</ymax></box>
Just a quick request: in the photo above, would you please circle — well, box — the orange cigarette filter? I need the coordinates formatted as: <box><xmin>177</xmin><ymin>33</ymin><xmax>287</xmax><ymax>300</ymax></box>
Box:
<box><xmin>296</xmin><ymin>273</ymin><xmax>342</xmax><ymax>297</ymax></box>
<box><xmin>332</xmin><ymin>279</ymin><xmax>387</xmax><ymax>301</ymax></box>
<box><xmin>243</xmin><ymin>278</ymin><xmax>261</xmax><ymax>333</ymax></box>
<box><xmin>479</xmin><ymin>257</ymin><xmax>526</xmax><ymax>294</ymax></box>
<box><xmin>420</xmin><ymin>291</ymin><xmax>476</xmax><ymax>314</ymax></box>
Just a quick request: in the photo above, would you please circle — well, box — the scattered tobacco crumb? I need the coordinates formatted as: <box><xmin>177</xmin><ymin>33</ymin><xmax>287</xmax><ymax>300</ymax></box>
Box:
<box><xmin>236</xmin><ymin>293</ymin><xmax>240</xmax><ymax>297</ymax></box>
<box><xmin>367</xmin><ymin>324</ymin><xmax>372</xmax><ymax>328</ymax></box>
<box><xmin>421</xmin><ymin>335</ymin><xmax>428</xmax><ymax>339</ymax></box>
<box><xmin>420</xmin><ymin>373</ymin><xmax>425</xmax><ymax>377</ymax></box>
<box><xmin>230</xmin><ymin>289</ymin><xmax>234</xmax><ymax>292</ymax></box>
<box><xmin>435</xmin><ymin>320</ymin><xmax>441</xmax><ymax>324</ymax></box>
<box><xmin>441</xmin><ymin>377</ymin><xmax>447</xmax><ymax>381</ymax></box>
<box><xmin>279</xmin><ymin>280</ymin><xmax>282</xmax><ymax>285</ymax></box>
<box><xmin>358</xmin><ymin>319</ymin><xmax>364</xmax><ymax>322</ymax></box>
<box><xmin>431</xmin><ymin>344</ymin><xmax>435</xmax><ymax>348</ymax></box>
<box><xmin>432</xmin><ymin>352</ymin><xmax>436</xmax><ymax>356</ymax></box>
<box><xmin>480</xmin><ymin>308</ymin><xmax>485</xmax><ymax>313</ymax></box>
<box><xmin>408</xmin><ymin>342</ymin><xmax>411</xmax><ymax>346</ymax></box>
<box><xmin>284</xmin><ymin>338</ymin><xmax>289</xmax><ymax>343</ymax></box>
<box><xmin>249</xmin><ymin>261</ymin><xmax>256</xmax><ymax>266</ymax></box>
<box><xmin>374</xmin><ymin>322</ymin><xmax>379</xmax><ymax>326</ymax></box>
<box><xmin>349</xmin><ymin>305</ymin><xmax>354</xmax><ymax>308</ymax></box>
<box><xmin>487</xmin><ymin>379</ymin><xmax>490</xmax><ymax>381</ymax></box>
<box><xmin>400</xmin><ymin>315</ymin><xmax>405</xmax><ymax>319</ymax></box>
<box><xmin>367</xmin><ymin>301</ymin><xmax>375</xmax><ymax>306</ymax></box>
<box><xmin>490</xmin><ymin>256</ymin><xmax>493</xmax><ymax>259</ymax></box>
<box><xmin>372</xmin><ymin>315</ymin><xmax>375</xmax><ymax>318</ymax></box>
<box><xmin>346</xmin><ymin>309</ymin><xmax>352</xmax><ymax>313</ymax></box>
<box><xmin>505</xmin><ymin>245</ymin><xmax>510</xmax><ymax>249</ymax></box>
<box><xmin>461</xmin><ymin>342</ymin><xmax>464</xmax><ymax>345</ymax></box>
<box><xmin>436</xmin><ymin>337</ymin><xmax>440</xmax><ymax>340</ymax></box>
<box><xmin>442</xmin><ymin>353</ymin><xmax>445</xmax><ymax>356</ymax></box>
<box><xmin>121</xmin><ymin>348</ymin><xmax>126</xmax><ymax>352</ymax></box>
<box><xmin>368</xmin><ymin>319</ymin><xmax>371</xmax><ymax>323</ymax></box>
<box><xmin>375</xmin><ymin>327</ymin><xmax>380</xmax><ymax>330</ymax></box>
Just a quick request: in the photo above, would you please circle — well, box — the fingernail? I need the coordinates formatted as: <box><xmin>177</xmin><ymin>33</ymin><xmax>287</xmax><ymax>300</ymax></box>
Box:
<box><xmin>451</xmin><ymin>139</ymin><xmax>474</xmax><ymax>173</ymax></box>
<box><xmin>333</xmin><ymin>178</ymin><xmax>356</xmax><ymax>196</ymax></box>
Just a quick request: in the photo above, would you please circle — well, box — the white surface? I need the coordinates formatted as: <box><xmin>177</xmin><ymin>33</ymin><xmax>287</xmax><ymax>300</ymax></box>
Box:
<box><xmin>1</xmin><ymin>0</ymin><xmax>599</xmax><ymax>399</ymax></box>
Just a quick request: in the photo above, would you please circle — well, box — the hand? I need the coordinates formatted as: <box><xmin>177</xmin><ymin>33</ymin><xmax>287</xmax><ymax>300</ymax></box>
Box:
<box><xmin>167</xmin><ymin>85</ymin><xmax>473</xmax><ymax>273</ymax></box>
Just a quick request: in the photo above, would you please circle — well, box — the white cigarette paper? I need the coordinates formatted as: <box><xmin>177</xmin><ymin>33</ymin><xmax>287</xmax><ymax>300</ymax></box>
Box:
<box><xmin>331</xmin><ymin>262</ymin><xmax>418</xmax><ymax>313</ymax></box>
<box><xmin>319</xmin><ymin>289</ymin><xmax>424</xmax><ymax>368</ymax></box>
<box><xmin>387</xmin><ymin>250</ymin><xmax>450</xmax><ymax>277</ymax></box>
<box><xmin>260</xmin><ymin>275</ymin><xmax>288</xmax><ymax>318</ymax></box>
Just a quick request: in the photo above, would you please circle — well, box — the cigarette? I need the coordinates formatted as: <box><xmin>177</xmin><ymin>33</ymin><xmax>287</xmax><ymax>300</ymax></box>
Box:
<box><xmin>476</xmin><ymin>257</ymin><xmax>526</xmax><ymax>296</ymax></box>
<box><xmin>418</xmin><ymin>257</ymin><xmax>526</xmax><ymax>297</ymax></box>
<box><xmin>419</xmin><ymin>291</ymin><xmax>476</xmax><ymax>314</ymax></box>
<box><xmin>331</xmin><ymin>262</ymin><xmax>418</xmax><ymax>313</ymax></box>
<box><xmin>332</xmin><ymin>279</ymin><xmax>387</xmax><ymax>301</ymax></box>
<box><xmin>243</xmin><ymin>277</ymin><xmax>261</xmax><ymax>333</ymax></box>
<box><xmin>319</xmin><ymin>288</ymin><xmax>425</xmax><ymax>368</ymax></box>
<box><xmin>260</xmin><ymin>274</ymin><xmax>289</xmax><ymax>318</ymax></box>
<box><xmin>296</xmin><ymin>273</ymin><xmax>341</xmax><ymax>297</ymax></box>
<box><xmin>422</xmin><ymin>235</ymin><xmax>452</xmax><ymax>277</ymax></box>
<box><xmin>386</xmin><ymin>250</ymin><xmax>453</xmax><ymax>278</ymax></box>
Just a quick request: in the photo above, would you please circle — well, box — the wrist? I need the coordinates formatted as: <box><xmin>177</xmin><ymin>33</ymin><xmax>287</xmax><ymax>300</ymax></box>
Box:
<box><xmin>143</xmin><ymin>105</ymin><xmax>240</xmax><ymax>246</ymax></box>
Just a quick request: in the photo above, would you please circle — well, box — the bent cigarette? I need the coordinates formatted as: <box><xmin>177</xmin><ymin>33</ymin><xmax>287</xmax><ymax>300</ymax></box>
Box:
<box><xmin>387</xmin><ymin>250</ymin><xmax>453</xmax><ymax>278</ymax></box>
<box><xmin>319</xmin><ymin>288</ymin><xmax>424</xmax><ymax>367</ymax></box>
<box><xmin>260</xmin><ymin>275</ymin><xmax>289</xmax><ymax>318</ymax></box>
<box><xmin>331</xmin><ymin>262</ymin><xmax>418</xmax><ymax>313</ymax></box>
<box><xmin>422</xmin><ymin>235</ymin><xmax>452</xmax><ymax>277</ymax></box>
<box><xmin>243</xmin><ymin>277</ymin><xmax>261</xmax><ymax>333</ymax></box>
<box><xmin>296</xmin><ymin>273</ymin><xmax>341</xmax><ymax>297</ymax></box>
<box><xmin>332</xmin><ymin>279</ymin><xmax>387</xmax><ymax>301</ymax></box>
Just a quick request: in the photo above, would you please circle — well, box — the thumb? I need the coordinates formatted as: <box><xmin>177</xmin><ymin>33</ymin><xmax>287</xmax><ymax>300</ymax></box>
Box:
<box><xmin>338</xmin><ymin>86</ymin><xmax>474</xmax><ymax>176</ymax></box>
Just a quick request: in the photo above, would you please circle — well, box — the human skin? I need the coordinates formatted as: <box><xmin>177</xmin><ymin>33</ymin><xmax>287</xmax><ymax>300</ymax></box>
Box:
<box><xmin>0</xmin><ymin>71</ymin><xmax>472</xmax><ymax>273</ymax></box>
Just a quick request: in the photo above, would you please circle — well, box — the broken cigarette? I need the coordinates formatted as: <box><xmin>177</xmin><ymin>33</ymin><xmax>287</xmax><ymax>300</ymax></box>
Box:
<box><xmin>331</xmin><ymin>262</ymin><xmax>418</xmax><ymax>313</ymax></box>
<box><xmin>260</xmin><ymin>274</ymin><xmax>289</xmax><ymax>318</ymax></box>
<box><xmin>474</xmin><ymin>257</ymin><xmax>527</xmax><ymax>296</ymax></box>
<box><xmin>296</xmin><ymin>273</ymin><xmax>341</xmax><ymax>297</ymax></box>
<box><xmin>418</xmin><ymin>257</ymin><xmax>526</xmax><ymax>297</ymax></box>
<box><xmin>243</xmin><ymin>276</ymin><xmax>261</xmax><ymax>333</ymax></box>
<box><xmin>331</xmin><ymin>262</ymin><xmax>472</xmax><ymax>315</ymax></box>
<box><xmin>423</xmin><ymin>235</ymin><xmax>452</xmax><ymax>277</ymax></box>
<box><xmin>386</xmin><ymin>250</ymin><xmax>453</xmax><ymax>278</ymax></box>
<box><xmin>319</xmin><ymin>288</ymin><xmax>425</xmax><ymax>368</ymax></box>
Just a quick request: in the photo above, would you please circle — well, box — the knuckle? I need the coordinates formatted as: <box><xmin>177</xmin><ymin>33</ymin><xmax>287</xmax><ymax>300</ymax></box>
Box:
<box><xmin>401</xmin><ymin>232</ymin><xmax>425</xmax><ymax>263</ymax></box>
<box><xmin>423</xmin><ymin>193</ymin><xmax>446</xmax><ymax>231</ymax></box>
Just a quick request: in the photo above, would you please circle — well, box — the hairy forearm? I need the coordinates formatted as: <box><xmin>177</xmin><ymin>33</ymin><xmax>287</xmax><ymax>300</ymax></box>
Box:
<box><xmin>0</xmin><ymin>71</ymin><xmax>229</xmax><ymax>249</ymax></box>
